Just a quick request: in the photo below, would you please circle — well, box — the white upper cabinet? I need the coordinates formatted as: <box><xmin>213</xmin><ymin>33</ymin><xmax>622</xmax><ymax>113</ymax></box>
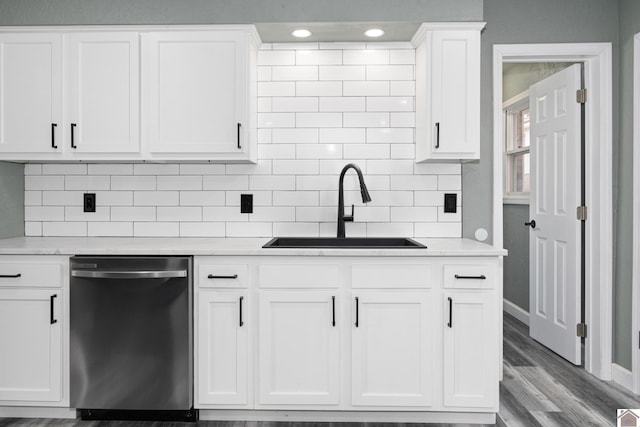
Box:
<box><xmin>0</xmin><ymin>33</ymin><xmax>63</xmax><ymax>156</ymax></box>
<box><xmin>66</xmin><ymin>32</ymin><xmax>140</xmax><ymax>155</ymax></box>
<box><xmin>143</xmin><ymin>29</ymin><xmax>258</xmax><ymax>162</ymax></box>
<box><xmin>413</xmin><ymin>23</ymin><xmax>484</xmax><ymax>162</ymax></box>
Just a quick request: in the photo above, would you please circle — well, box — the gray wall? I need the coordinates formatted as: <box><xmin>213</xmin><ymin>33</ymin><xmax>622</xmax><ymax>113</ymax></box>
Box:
<box><xmin>503</xmin><ymin>204</ymin><xmax>529</xmax><ymax>310</ymax></box>
<box><xmin>477</xmin><ymin>0</ymin><xmax>624</xmax><ymax>368</ymax></box>
<box><xmin>616</xmin><ymin>0</ymin><xmax>640</xmax><ymax>371</ymax></box>
<box><xmin>0</xmin><ymin>163</ymin><xmax>24</xmax><ymax>239</ymax></box>
<box><xmin>0</xmin><ymin>0</ymin><xmax>482</xmax><ymax>25</ymax></box>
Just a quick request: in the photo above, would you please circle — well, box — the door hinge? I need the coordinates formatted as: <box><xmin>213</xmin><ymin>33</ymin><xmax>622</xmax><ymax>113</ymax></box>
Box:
<box><xmin>577</xmin><ymin>206</ymin><xmax>587</xmax><ymax>221</ymax></box>
<box><xmin>577</xmin><ymin>323</ymin><xmax>587</xmax><ymax>338</ymax></box>
<box><xmin>576</xmin><ymin>88</ymin><xmax>587</xmax><ymax>104</ymax></box>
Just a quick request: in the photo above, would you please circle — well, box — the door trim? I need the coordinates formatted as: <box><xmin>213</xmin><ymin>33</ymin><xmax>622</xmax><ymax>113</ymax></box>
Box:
<box><xmin>632</xmin><ymin>32</ymin><xmax>640</xmax><ymax>394</ymax></box>
<box><xmin>493</xmin><ymin>43</ymin><xmax>613</xmax><ymax>381</ymax></box>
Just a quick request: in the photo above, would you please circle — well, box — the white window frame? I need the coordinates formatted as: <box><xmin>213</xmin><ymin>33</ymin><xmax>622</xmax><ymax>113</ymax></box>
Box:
<box><xmin>503</xmin><ymin>90</ymin><xmax>530</xmax><ymax>205</ymax></box>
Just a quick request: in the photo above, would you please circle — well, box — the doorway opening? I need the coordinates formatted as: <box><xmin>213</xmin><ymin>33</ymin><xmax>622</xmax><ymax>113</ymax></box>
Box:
<box><xmin>492</xmin><ymin>43</ymin><xmax>613</xmax><ymax>381</ymax></box>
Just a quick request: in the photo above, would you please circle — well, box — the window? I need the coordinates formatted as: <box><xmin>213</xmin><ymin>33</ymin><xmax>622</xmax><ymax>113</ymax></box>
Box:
<box><xmin>503</xmin><ymin>91</ymin><xmax>530</xmax><ymax>204</ymax></box>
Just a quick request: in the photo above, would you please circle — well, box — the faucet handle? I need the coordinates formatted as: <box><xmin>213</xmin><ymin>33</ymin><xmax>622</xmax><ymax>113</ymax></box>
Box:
<box><xmin>344</xmin><ymin>204</ymin><xmax>355</xmax><ymax>222</ymax></box>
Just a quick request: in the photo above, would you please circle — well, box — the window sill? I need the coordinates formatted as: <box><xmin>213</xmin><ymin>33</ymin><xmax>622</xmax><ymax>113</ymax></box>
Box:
<box><xmin>503</xmin><ymin>195</ymin><xmax>530</xmax><ymax>205</ymax></box>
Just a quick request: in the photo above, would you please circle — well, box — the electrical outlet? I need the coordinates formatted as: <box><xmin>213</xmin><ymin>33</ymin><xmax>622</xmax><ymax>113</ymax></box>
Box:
<box><xmin>444</xmin><ymin>193</ymin><xmax>457</xmax><ymax>213</ymax></box>
<box><xmin>240</xmin><ymin>194</ymin><xmax>253</xmax><ymax>214</ymax></box>
<box><xmin>84</xmin><ymin>193</ymin><xmax>96</xmax><ymax>213</ymax></box>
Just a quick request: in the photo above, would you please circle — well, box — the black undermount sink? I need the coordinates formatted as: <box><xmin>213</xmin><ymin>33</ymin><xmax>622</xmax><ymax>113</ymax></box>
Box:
<box><xmin>262</xmin><ymin>237</ymin><xmax>427</xmax><ymax>249</ymax></box>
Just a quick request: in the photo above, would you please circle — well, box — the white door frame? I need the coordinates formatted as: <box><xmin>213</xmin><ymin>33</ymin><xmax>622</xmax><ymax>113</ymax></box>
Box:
<box><xmin>632</xmin><ymin>32</ymin><xmax>640</xmax><ymax>394</ymax></box>
<box><xmin>493</xmin><ymin>43</ymin><xmax>613</xmax><ymax>381</ymax></box>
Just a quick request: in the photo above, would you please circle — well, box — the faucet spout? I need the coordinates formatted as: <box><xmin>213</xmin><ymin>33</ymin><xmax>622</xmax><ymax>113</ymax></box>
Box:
<box><xmin>337</xmin><ymin>163</ymin><xmax>371</xmax><ymax>238</ymax></box>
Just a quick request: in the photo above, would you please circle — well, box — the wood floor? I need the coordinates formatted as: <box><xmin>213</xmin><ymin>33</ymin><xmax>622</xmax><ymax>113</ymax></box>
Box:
<box><xmin>1</xmin><ymin>313</ymin><xmax>639</xmax><ymax>427</ymax></box>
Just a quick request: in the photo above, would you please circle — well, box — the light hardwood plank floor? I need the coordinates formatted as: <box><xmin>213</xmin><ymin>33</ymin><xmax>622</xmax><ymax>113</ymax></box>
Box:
<box><xmin>1</xmin><ymin>314</ymin><xmax>638</xmax><ymax>426</ymax></box>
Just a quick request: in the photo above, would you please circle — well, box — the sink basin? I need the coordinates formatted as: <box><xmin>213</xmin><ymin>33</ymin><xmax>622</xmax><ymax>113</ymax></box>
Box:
<box><xmin>262</xmin><ymin>237</ymin><xmax>426</xmax><ymax>249</ymax></box>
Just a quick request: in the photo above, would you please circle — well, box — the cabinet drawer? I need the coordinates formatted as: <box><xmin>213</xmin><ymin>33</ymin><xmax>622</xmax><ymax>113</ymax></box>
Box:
<box><xmin>0</xmin><ymin>260</ymin><xmax>65</xmax><ymax>288</ymax></box>
<box><xmin>352</xmin><ymin>264</ymin><xmax>433</xmax><ymax>289</ymax></box>
<box><xmin>258</xmin><ymin>264</ymin><xmax>343</xmax><ymax>288</ymax></box>
<box><xmin>197</xmin><ymin>264</ymin><xmax>248</xmax><ymax>288</ymax></box>
<box><xmin>443</xmin><ymin>264</ymin><xmax>495</xmax><ymax>289</ymax></box>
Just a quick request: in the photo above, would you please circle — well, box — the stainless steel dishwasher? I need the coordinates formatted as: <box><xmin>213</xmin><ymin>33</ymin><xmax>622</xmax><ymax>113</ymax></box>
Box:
<box><xmin>70</xmin><ymin>256</ymin><xmax>194</xmax><ymax>421</ymax></box>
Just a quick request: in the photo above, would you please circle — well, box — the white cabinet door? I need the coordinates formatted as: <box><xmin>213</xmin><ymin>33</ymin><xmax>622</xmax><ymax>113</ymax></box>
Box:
<box><xmin>443</xmin><ymin>291</ymin><xmax>497</xmax><ymax>408</ymax></box>
<box><xmin>145</xmin><ymin>31</ymin><xmax>250</xmax><ymax>158</ymax></box>
<box><xmin>258</xmin><ymin>290</ymin><xmax>339</xmax><ymax>405</ymax></box>
<box><xmin>66</xmin><ymin>32</ymin><xmax>140</xmax><ymax>154</ymax></box>
<box><xmin>0</xmin><ymin>289</ymin><xmax>62</xmax><ymax>403</ymax></box>
<box><xmin>414</xmin><ymin>25</ymin><xmax>482</xmax><ymax>162</ymax></box>
<box><xmin>0</xmin><ymin>33</ymin><xmax>62</xmax><ymax>156</ymax></box>
<box><xmin>351</xmin><ymin>291</ymin><xmax>433</xmax><ymax>407</ymax></box>
<box><xmin>197</xmin><ymin>290</ymin><xmax>248</xmax><ymax>406</ymax></box>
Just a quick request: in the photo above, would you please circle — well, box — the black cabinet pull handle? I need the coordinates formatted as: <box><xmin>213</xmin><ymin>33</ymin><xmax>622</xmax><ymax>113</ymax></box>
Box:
<box><xmin>355</xmin><ymin>297</ymin><xmax>359</xmax><ymax>328</ymax></box>
<box><xmin>332</xmin><ymin>296</ymin><xmax>336</xmax><ymax>327</ymax></box>
<box><xmin>70</xmin><ymin>123</ymin><xmax>77</xmax><ymax>149</ymax></box>
<box><xmin>0</xmin><ymin>273</ymin><xmax>21</xmax><ymax>278</ymax></box>
<box><xmin>454</xmin><ymin>274</ymin><xmax>487</xmax><ymax>280</ymax></box>
<box><xmin>239</xmin><ymin>296</ymin><xmax>244</xmax><ymax>327</ymax></box>
<box><xmin>51</xmin><ymin>123</ymin><xmax>58</xmax><ymax>149</ymax></box>
<box><xmin>447</xmin><ymin>297</ymin><xmax>452</xmax><ymax>328</ymax></box>
<box><xmin>50</xmin><ymin>294</ymin><xmax>58</xmax><ymax>325</ymax></box>
<box><xmin>207</xmin><ymin>274</ymin><xmax>238</xmax><ymax>280</ymax></box>
<box><xmin>435</xmin><ymin>122</ymin><xmax>440</xmax><ymax>149</ymax></box>
<box><xmin>237</xmin><ymin>123</ymin><xmax>242</xmax><ymax>149</ymax></box>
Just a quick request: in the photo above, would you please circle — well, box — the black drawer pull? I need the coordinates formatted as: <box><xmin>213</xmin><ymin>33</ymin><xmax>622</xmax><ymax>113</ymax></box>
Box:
<box><xmin>239</xmin><ymin>296</ymin><xmax>244</xmax><ymax>327</ymax></box>
<box><xmin>454</xmin><ymin>274</ymin><xmax>486</xmax><ymax>280</ymax></box>
<box><xmin>435</xmin><ymin>122</ymin><xmax>440</xmax><ymax>149</ymax></box>
<box><xmin>51</xmin><ymin>123</ymin><xmax>58</xmax><ymax>149</ymax></box>
<box><xmin>447</xmin><ymin>297</ymin><xmax>452</xmax><ymax>328</ymax></box>
<box><xmin>332</xmin><ymin>296</ymin><xmax>336</xmax><ymax>327</ymax></box>
<box><xmin>237</xmin><ymin>123</ymin><xmax>242</xmax><ymax>149</ymax></box>
<box><xmin>70</xmin><ymin>123</ymin><xmax>77</xmax><ymax>148</ymax></box>
<box><xmin>355</xmin><ymin>297</ymin><xmax>359</xmax><ymax>328</ymax></box>
<box><xmin>50</xmin><ymin>294</ymin><xmax>58</xmax><ymax>325</ymax></box>
<box><xmin>207</xmin><ymin>274</ymin><xmax>238</xmax><ymax>280</ymax></box>
<box><xmin>0</xmin><ymin>273</ymin><xmax>21</xmax><ymax>278</ymax></box>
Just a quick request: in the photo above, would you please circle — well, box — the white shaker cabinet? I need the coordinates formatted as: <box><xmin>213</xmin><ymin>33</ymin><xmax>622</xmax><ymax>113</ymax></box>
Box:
<box><xmin>351</xmin><ymin>291</ymin><xmax>433</xmax><ymax>407</ymax></box>
<box><xmin>258</xmin><ymin>290</ymin><xmax>340</xmax><ymax>405</ymax></box>
<box><xmin>66</xmin><ymin>32</ymin><xmax>140</xmax><ymax>156</ymax></box>
<box><xmin>0</xmin><ymin>33</ymin><xmax>63</xmax><ymax>157</ymax></box>
<box><xmin>0</xmin><ymin>256</ymin><xmax>68</xmax><ymax>406</ymax></box>
<box><xmin>143</xmin><ymin>29</ymin><xmax>258</xmax><ymax>162</ymax></box>
<box><xmin>413</xmin><ymin>23</ymin><xmax>484</xmax><ymax>162</ymax></box>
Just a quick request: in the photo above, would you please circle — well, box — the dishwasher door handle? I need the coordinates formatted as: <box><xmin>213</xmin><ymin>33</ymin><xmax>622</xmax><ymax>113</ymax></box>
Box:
<box><xmin>71</xmin><ymin>270</ymin><xmax>188</xmax><ymax>279</ymax></box>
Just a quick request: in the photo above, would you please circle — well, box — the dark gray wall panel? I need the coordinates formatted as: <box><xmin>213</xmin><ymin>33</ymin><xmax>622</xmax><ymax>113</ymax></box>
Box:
<box><xmin>0</xmin><ymin>162</ymin><xmax>24</xmax><ymax>239</ymax></box>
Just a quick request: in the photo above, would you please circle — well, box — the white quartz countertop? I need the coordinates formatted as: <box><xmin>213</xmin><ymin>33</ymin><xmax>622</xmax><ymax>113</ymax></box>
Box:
<box><xmin>0</xmin><ymin>236</ymin><xmax>506</xmax><ymax>257</ymax></box>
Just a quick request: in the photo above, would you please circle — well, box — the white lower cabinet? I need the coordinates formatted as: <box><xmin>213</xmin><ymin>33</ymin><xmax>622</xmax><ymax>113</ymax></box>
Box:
<box><xmin>443</xmin><ymin>291</ymin><xmax>498</xmax><ymax>408</ymax></box>
<box><xmin>0</xmin><ymin>256</ymin><xmax>68</xmax><ymax>407</ymax></box>
<box><xmin>258</xmin><ymin>290</ymin><xmax>340</xmax><ymax>405</ymax></box>
<box><xmin>351</xmin><ymin>291</ymin><xmax>433</xmax><ymax>407</ymax></box>
<box><xmin>197</xmin><ymin>290</ymin><xmax>249</xmax><ymax>405</ymax></box>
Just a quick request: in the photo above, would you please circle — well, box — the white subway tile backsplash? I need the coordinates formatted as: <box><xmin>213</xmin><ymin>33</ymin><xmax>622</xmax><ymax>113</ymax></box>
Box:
<box><xmin>26</xmin><ymin>44</ymin><xmax>460</xmax><ymax>239</ymax></box>
<box><xmin>319</xmin><ymin>97</ymin><xmax>365</xmax><ymax>112</ymax></box>
<box><xmin>296</xmin><ymin>81</ymin><xmax>342</xmax><ymax>97</ymax></box>
<box><xmin>134</xmin><ymin>222</ymin><xmax>179</xmax><ymax>237</ymax></box>
<box><xmin>272</xmin><ymin>65</ymin><xmax>318</xmax><ymax>81</ymax></box>
<box><xmin>343</xmin><ymin>49</ymin><xmax>389</xmax><ymax>65</ymax></box>
<box><xmin>272</xmin><ymin>97</ymin><xmax>319</xmax><ymax>112</ymax></box>
<box><xmin>296</xmin><ymin>49</ymin><xmax>342</xmax><ymax>65</ymax></box>
<box><xmin>272</xmin><ymin>128</ymin><xmax>319</xmax><ymax>144</ymax></box>
<box><xmin>343</xmin><ymin>81</ymin><xmax>389</xmax><ymax>96</ymax></box>
<box><xmin>134</xmin><ymin>191</ymin><xmax>179</xmax><ymax>206</ymax></box>
<box><xmin>367</xmin><ymin>96</ymin><xmax>413</xmax><ymax>112</ymax></box>
<box><xmin>367</xmin><ymin>65</ymin><xmax>414</xmax><ymax>81</ymax></box>
<box><xmin>319</xmin><ymin>66</ymin><xmax>365</xmax><ymax>81</ymax></box>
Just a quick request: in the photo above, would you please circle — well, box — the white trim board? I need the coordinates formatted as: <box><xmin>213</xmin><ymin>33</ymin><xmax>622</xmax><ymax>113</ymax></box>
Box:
<box><xmin>632</xmin><ymin>32</ymin><xmax>640</xmax><ymax>395</ymax></box>
<box><xmin>503</xmin><ymin>298</ymin><xmax>530</xmax><ymax>326</ymax></box>
<box><xmin>613</xmin><ymin>363</ymin><xmax>634</xmax><ymax>393</ymax></box>
<box><xmin>493</xmin><ymin>43</ymin><xmax>613</xmax><ymax>381</ymax></box>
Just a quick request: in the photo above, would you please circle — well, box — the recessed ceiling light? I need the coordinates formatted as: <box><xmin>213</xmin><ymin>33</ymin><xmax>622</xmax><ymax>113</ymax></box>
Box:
<box><xmin>292</xmin><ymin>29</ymin><xmax>312</xmax><ymax>38</ymax></box>
<box><xmin>364</xmin><ymin>28</ymin><xmax>385</xmax><ymax>38</ymax></box>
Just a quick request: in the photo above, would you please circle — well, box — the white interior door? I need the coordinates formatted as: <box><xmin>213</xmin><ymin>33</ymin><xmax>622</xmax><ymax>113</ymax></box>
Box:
<box><xmin>529</xmin><ymin>63</ymin><xmax>582</xmax><ymax>365</ymax></box>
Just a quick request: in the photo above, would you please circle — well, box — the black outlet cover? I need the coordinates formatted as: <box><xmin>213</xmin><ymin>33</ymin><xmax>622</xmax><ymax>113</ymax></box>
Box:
<box><xmin>444</xmin><ymin>193</ymin><xmax>457</xmax><ymax>213</ymax></box>
<box><xmin>84</xmin><ymin>193</ymin><xmax>96</xmax><ymax>213</ymax></box>
<box><xmin>240</xmin><ymin>194</ymin><xmax>253</xmax><ymax>214</ymax></box>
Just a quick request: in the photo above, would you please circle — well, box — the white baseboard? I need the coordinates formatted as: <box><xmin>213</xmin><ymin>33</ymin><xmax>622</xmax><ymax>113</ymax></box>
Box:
<box><xmin>503</xmin><ymin>298</ymin><xmax>529</xmax><ymax>325</ymax></box>
<box><xmin>612</xmin><ymin>363</ymin><xmax>633</xmax><ymax>392</ymax></box>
